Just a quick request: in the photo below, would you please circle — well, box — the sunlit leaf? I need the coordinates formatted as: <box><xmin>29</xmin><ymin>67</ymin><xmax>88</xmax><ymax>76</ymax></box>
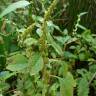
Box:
<box><xmin>0</xmin><ymin>71</ymin><xmax>15</xmax><ymax>80</ymax></box>
<box><xmin>47</xmin><ymin>32</ymin><xmax>63</xmax><ymax>55</ymax></box>
<box><xmin>59</xmin><ymin>61</ymin><xmax>68</xmax><ymax>77</ymax></box>
<box><xmin>49</xmin><ymin>83</ymin><xmax>59</xmax><ymax>96</ymax></box>
<box><xmin>77</xmin><ymin>77</ymin><xmax>89</xmax><ymax>96</ymax></box>
<box><xmin>47</xmin><ymin>21</ymin><xmax>62</xmax><ymax>33</ymax></box>
<box><xmin>24</xmin><ymin>38</ymin><xmax>38</xmax><ymax>46</ymax></box>
<box><xmin>6</xmin><ymin>63</ymin><xmax>28</xmax><ymax>72</ymax></box>
<box><xmin>0</xmin><ymin>0</ymin><xmax>30</xmax><ymax>18</ymax></box>
<box><xmin>82</xmin><ymin>30</ymin><xmax>93</xmax><ymax>42</ymax></box>
<box><xmin>0</xmin><ymin>94</ymin><xmax>3</xmax><ymax>96</ymax></box>
<box><xmin>78</xmin><ymin>52</ymin><xmax>88</xmax><ymax>61</ymax></box>
<box><xmin>36</xmin><ymin>28</ymin><xmax>43</xmax><ymax>37</ymax></box>
<box><xmin>64</xmin><ymin>51</ymin><xmax>77</xmax><ymax>59</ymax></box>
<box><xmin>59</xmin><ymin>72</ymin><xmax>76</xmax><ymax>96</ymax></box>
<box><xmin>54</xmin><ymin>35</ymin><xmax>71</xmax><ymax>45</ymax></box>
<box><xmin>6</xmin><ymin>54</ymin><xmax>28</xmax><ymax>72</ymax></box>
<box><xmin>29</xmin><ymin>53</ymin><xmax>44</xmax><ymax>75</ymax></box>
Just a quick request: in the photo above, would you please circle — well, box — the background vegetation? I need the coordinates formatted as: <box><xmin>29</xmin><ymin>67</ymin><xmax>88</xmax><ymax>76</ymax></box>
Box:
<box><xmin>0</xmin><ymin>0</ymin><xmax>96</xmax><ymax>96</ymax></box>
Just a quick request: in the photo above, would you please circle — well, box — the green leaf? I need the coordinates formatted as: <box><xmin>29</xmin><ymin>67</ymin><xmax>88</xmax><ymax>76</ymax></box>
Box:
<box><xmin>0</xmin><ymin>82</ymin><xmax>10</xmax><ymax>92</ymax></box>
<box><xmin>32</xmin><ymin>15</ymin><xmax>43</xmax><ymax>22</ymax></box>
<box><xmin>78</xmin><ymin>52</ymin><xmax>88</xmax><ymax>61</ymax></box>
<box><xmin>24</xmin><ymin>38</ymin><xmax>38</xmax><ymax>46</ymax></box>
<box><xmin>59</xmin><ymin>61</ymin><xmax>68</xmax><ymax>77</ymax></box>
<box><xmin>78</xmin><ymin>12</ymin><xmax>88</xmax><ymax>17</ymax></box>
<box><xmin>77</xmin><ymin>77</ymin><xmax>89</xmax><ymax>96</ymax></box>
<box><xmin>67</xmin><ymin>37</ymin><xmax>78</xmax><ymax>44</ymax></box>
<box><xmin>47</xmin><ymin>21</ymin><xmax>61</xmax><ymax>32</ymax></box>
<box><xmin>36</xmin><ymin>28</ymin><xmax>43</xmax><ymax>37</ymax></box>
<box><xmin>64</xmin><ymin>51</ymin><xmax>77</xmax><ymax>59</ymax></box>
<box><xmin>54</xmin><ymin>36</ymin><xmax>71</xmax><ymax>45</ymax></box>
<box><xmin>7</xmin><ymin>53</ymin><xmax>28</xmax><ymax>64</ymax></box>
<box><xmin>6</xmin><ymin>54</ymin><xmax>28</xmax><ymax>72</ymax></box>
<box><xmin>47</xmin><ymin>32</ymin><xmax>63</xmax><ymax>55</ymax></box>
<box><xmin>0</xmin><ymin>94</ymin><xmax>3</xmax><ymax>96</ymax></box>
<box><xmin>82</xmin><ymin>30</ymin><xmax>93</xmax><ymax>42</ymax></box>
<box><xmin>77</xmin><ymin>24</ymin><xmax>87</xmax><ymax>30</ymax></box>
<box><xmin>59</xmin><ymin>72</ymin><xmax>76</xmax><ymax>96</ymax></box>
<box><xmin>6</xmin><ymin>63</ymin><xmax>28</xmax><ymax>72</ymax></box>
<box><xmin>89</xmin><ymin>64</ymin><xmax>96</xmax><ymax>73</ymax></box>
<box><xmin>49</xmin><ymin>83</ymin><xmax>59</xmax><ymax>96</ymax></box>
<box><xmin>29</xmin><ymin>53</ymin><xmax>44</xmax><ymax>75</ymax></box>
<box><xmin>0</xmin><ymin>0</ymin><xmax>30</xmax><ymax>18</ymax></box>
<box><xmin>0</xmin><ymin>71</ymin><xmax>15</xmax><ymax>80</ymax></box>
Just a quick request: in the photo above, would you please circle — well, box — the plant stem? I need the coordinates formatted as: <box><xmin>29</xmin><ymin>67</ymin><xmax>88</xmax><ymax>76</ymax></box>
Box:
<box><xmin>39</xmin><ymin>0</ymin><xmax>59</xmax><ymax>95</ymax></box>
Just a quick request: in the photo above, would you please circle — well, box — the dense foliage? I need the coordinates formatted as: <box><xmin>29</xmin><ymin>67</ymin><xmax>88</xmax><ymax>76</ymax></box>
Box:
<box><xmin>0</xmin><ymin>0</ymin><xmax>96</xmax><ymax>96</ymax></box>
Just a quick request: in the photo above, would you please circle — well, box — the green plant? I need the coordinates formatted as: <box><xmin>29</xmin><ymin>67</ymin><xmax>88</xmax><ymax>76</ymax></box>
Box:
<box><xmin>0</xmin><ymin>0</ymin><xmax>96</xmax><ymax>96</ymax></box>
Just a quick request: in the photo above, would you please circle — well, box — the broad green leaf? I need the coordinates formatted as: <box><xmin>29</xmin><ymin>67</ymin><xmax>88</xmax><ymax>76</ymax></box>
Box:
<box><xmin>64</xmin><ymin>51</ymin><xmax>77</xmax><ymax>59</ymax></box>
<box><xmin>0</xmin><ymin>82</ymin><xmax>10</xmax><ymax>92</ymax></box>
<box><xmin>29</xmin><ymin>53</ymin><xmax>44</xmax><ymax>75</ymax></box>
<box><xmin>24</xmin><ymin>38</ymin><xmax>38</xmax><ymax>46</ymax></box>
<box><xmin>66</xmin><ymin>37</ymin><xmax>77</xmax><ymax>45</ymax></box>
<box><xmin>78</xmin><ymin>52</ymin><xmax>88</xmax><ymax>61</ymax></box>
<box><xmin>49</xmin><ymin>83</ymin><xmax>59</xmax><ymax>96</ymax></box>
<box><xmin>47</xmin><ymin>32</ymin><xmax>63</xmax><ymax>55</ymax></box>
<box><xmin>47</xmin><ymin>21</ymin><xmax>62</xmax><ymax>32</ymax></box>
<box><xmin>54</xmin><ymin>36</ymin><xmax>71</xmax><ymax>45</ymax></box>
<box><xmin>82</xmin><ymin>30</ymin><xmax>93</xmax><ymax>42</ymax></box>
<box><xmin>36</xmin><ymin>28</ymin><xmax>43</xmax><ymax>37</ymax></box>
<box><xmin>6</xmin><ymin>54</ymin><xmax>28</xmax><ymax>72</ymax></box>
<box><xmin>59</xmin><ymin>72</ymin><xmax>76</xmax><ymax>96</ymax></box>
<box><xmin>59</xmin><ymin>61</ymin><xmax>68</xmax><ymax>77</ymax></box>
<box><xmin>0</xmin><ymin>71</ymin><xmax>15</xmax><ymax>80</ymax></box>
<box><xmin>77</xmin><ymin>77</ymin><xmax>89</xmax><ymax>96</ymax></box>
<box><xmin>63</xmin><ymin>29</ymin><xmax>68</xmax><ymax>35</ymax></box>
<box><xmin>77</xmin><ymin>69</ymin><xmax>92</xmax><ymax>82</ymax></box>
<box><xmin>6</xmin><ymin>63</ymin><xmax>28</xmax><ymax>72</ymax></box>
<box><xmin>32</xmin><ymin>15</ymin><xmax>43</xmax><ymax>22</ymax></box>
<box><xmin>89</xmin><ymin>64</ymin><xmax>96</xmax><ymax>73</ymax></box>
<box><xmin>0</xmin><ymin>94</ymin><xmax>3</xmax><ymax>96</ymax></box>
<box><xmin>0</xmin><ymin>0</ymin><xmax>30</xmax><ymax>18</ymax></box>
<box><xmin>7</xmin><ymin>53</ymin><xmax>27</xmax><ymax>64</ymax></box>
